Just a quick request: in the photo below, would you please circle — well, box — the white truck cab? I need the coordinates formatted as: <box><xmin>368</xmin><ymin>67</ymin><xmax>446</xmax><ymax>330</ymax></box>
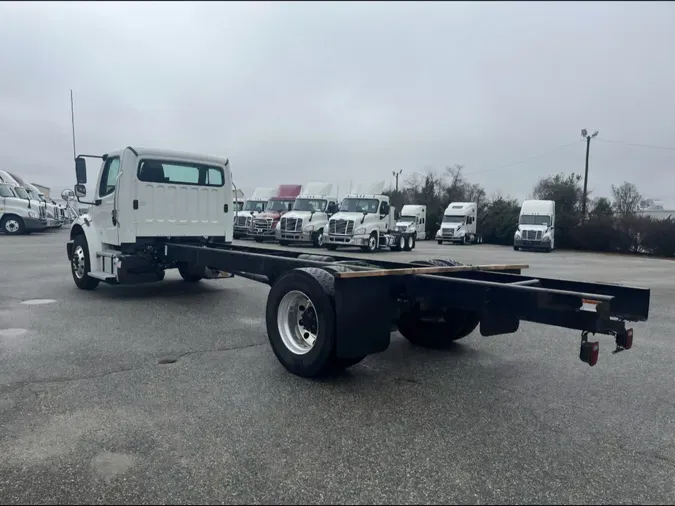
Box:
<box><xmin>6</xmin><ymin>173</ymin><xmax>61</xmax><ymax>228</ymax></box>
<box><xmin>0</xmin><ymin>181</ymin><xmax>48</xmax><ymax>234</ymax></box>
<box><xmin>276</xmin><ymin>182</ymin><xmax>337</xmax><ymax>247</ymax></box>
<box><xmin>324</xmin><ymin>181</ymin><xmax>416</xmax><ymax>252</ymax></box>
<box><xmin>395</xmin><ymin>204</ymin><xmax>427</xmax><ymax>240</ymax></box>
<box><xmin>513</xmin><ymin>199</ymin><xmax>555</xmax><ymax>252</ymax></box>
<box><xmin>233</xmin><ymin>187</ymin><xmax>275</xmax><ymax>238</ymax></box>
<box><xmin>67</xmin><ymin>147</ymin><xmax>233</xmax><ymax>288</ymax></box>
<box><xmin>436</xmin><ymin>202</ymin><xmax>481</xmax><ymax>245</ymax></box>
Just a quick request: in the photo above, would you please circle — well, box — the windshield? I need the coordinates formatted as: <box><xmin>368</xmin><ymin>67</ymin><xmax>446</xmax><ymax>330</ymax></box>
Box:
<box><xmin>520</xmin><ymin>214</ymin><xmax>551</xmax><ymax>226</ymax></box>
<box><xmin>233</xmin><ymin>201</ymin><xmax>244</xmax><ymax>212</ymax></box>
<box><xmin>243</xmin><ymin>200</ymin><xmax>267</xmax><ymax>212</ymax></box>
<box><xmin>339</xmin><ymin>198</ymin><xmax>380</xmax><ymax>213</ymax></box>
<box><xmin>266</xmin><ymin>199</ymin><xmax>295</xmax><ymax>212</ymax></box>
<box><xmin>293</xmin><ymin>198</ymin><xmax>327</xmax><ymax>212</ymax></box>
<box><xmin>14</xmin><ymin>187</ymin><xmax>29</xmax><ymax>199</ymax></box>
<box><xmin>0</xmin><ymin>184</ymin><xmax>15</xmax><ymax>197</ymax></box>
<box><xmin>443</xmin><ymin>215</ymin><xmax>465</xmax><ymax>223</ymax></box>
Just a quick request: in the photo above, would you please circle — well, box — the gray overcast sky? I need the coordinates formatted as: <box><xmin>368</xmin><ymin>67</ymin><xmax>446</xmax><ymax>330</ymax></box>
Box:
<box><xmin>0</xmin><ymin>1</ymin><xmax>674</xmax><ymax>203</ymax></box>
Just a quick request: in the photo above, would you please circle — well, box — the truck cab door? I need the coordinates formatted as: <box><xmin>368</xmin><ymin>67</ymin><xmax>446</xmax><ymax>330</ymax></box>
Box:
<box><xmin>90</xmin><ymin>156</ymin><xmax>121</xmax><ymax>246</ymax></box>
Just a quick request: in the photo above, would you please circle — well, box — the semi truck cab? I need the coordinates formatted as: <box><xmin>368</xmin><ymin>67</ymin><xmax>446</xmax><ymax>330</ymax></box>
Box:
<box><xmin>0</xmin><ymin>182</ymin><xmax>48</xmax><ymax>234</ymax></box>
<box><xmin>436</xmin><ymin>202</ymin><xmax>480</xmax><ymax>245</ymax></box>
<box><xmin>514</xmin><ymin>199</ymin><xmax>555</xmax><ymax>252</ymax></box>
<box><xmin>396</xmin><ymin>204</ymin><xmax>427</xmax><ymax>240</ymax></box>
<box><xmin>247</xmin><ymin>184</ymin><xmax>303</xmax><ymax>242</ymax></box>
<box><xmin>276</xmin><ymin>182</ymin><xmax>337</xmax><ymax>247</ymax></box>
<box><xmin>233</xmin><ymin>187</ymin><xmax>275</xmax><ymax>239</ymax></box>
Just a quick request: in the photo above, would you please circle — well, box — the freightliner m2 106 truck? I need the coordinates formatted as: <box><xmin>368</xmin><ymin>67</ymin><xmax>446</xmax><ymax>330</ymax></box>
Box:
<box><xmin>65</xmin><ymin>147</ymin><xmax>649</xmax><ymax>379</ymax></box>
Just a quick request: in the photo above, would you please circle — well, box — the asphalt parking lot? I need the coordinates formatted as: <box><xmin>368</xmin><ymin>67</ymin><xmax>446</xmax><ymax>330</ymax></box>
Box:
<box><xmin>1</xmin><ymin>230</ymin><xmax>674</xmax><ymax>504</ymax></box>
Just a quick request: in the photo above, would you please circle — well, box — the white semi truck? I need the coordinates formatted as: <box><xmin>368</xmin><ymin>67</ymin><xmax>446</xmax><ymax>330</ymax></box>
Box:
<box><xmin>395</xmin><ymin>204</ymin><xmax>427</xmax><ymax>241</ymax></box>
<box><xmin>0</xmin><ymin>181</ymin><xmax>48</xmax><ymax>234</ymax></box>
<box><xmin>436</xmin><ymin>202</ymin><xmax>482</xmax><ymax>245</ymax></box>
<box><xmin>513</xmin><ymin>199</ymin><xmax>555</xmax><ymax>252</ymax></box>
<box><xmin>233</xmin><ymin>187</ymin><xmax>275</xmax><ymax>239</ymax></box>
<box><xmin>63</xmin><ymin>146</ymin><xmax>648</xmax><ymax>379</ymax></box>
<box><xmin>323</xmin><ymin>182</ymin><xmax>416</xmax><ymax>252</ymax></box>
<box><xmin>7</xmin><ymin>173</ymin><xmax>63</xmax><ymax>228</ymax></box>
<box><xmin>276</xmin><ymin>182</ymin><xmax>338</xmax><ymax>247</ymax></box>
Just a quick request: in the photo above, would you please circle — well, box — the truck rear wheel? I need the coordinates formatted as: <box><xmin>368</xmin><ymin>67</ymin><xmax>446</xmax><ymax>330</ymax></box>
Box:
<box><xmin>178</xmin><ymin>263</ymin><xmax>203</xmax><ymax>282</ymax></box>
<box><xmin>1</xmin><ymin>215</ymin><xmax>25</xmax><ymax>235</ymax></box>
<box><xmin>266</xmin><ymin>267</ymin><xmax>364</xmax><ymax>377</ymax></box>
<box><xmin>71</xmin><ymin>234</ymin><xmax>100</xmax><ymax>290</ymax></box>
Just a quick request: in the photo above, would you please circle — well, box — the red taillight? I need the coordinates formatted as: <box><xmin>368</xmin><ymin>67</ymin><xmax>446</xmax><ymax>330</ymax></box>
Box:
<box><xmin>617</xmin><ymin>328</ymin><xmax>633</xmax><ymax>350</ymax></box>
<box><xmin>580</xmin><ymin>340</ymin><xmax>599</xmax><ymax>366</ymax></box>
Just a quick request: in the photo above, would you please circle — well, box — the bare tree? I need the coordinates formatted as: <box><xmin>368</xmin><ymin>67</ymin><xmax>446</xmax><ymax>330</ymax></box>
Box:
<box><xmin>611</xmin><ymin>182</ymin><xmax>642</xmax><ymax>217</ymax></box>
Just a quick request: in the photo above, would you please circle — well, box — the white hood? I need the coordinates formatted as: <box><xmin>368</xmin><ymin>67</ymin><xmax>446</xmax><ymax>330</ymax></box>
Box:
<box><xmin>440</xmin><ymin>221</ymin><xmax>463</xmax><ymax>229</ymax></box>
<box><xmin>396</xmin><ymin>220</ymin><xmax>415</xmax><ymax>228</ymax></box>
<box><xmin>330</xmin><ymin>211</ymin><xmax>370</xmax><ymax>222</ymax></box>
<box><xmin>519</xmin><ymin>224</ymin><xmax>549</xmax><ymax>232</ymax></box>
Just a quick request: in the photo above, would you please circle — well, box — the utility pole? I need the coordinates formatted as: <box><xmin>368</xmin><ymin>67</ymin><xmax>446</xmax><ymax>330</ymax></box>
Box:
<box><xmin>392</xmin><ymin>169</ymin><xmax>403</xmax><ymax>192</ymax></box>
<box><xmin>580</xmin><ymin>128</ymin><xmax>598</xmax><ymax>220</ymax></box>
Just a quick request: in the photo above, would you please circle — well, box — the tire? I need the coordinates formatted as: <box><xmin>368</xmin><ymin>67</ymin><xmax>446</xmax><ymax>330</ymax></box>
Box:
<box><xmin>409</xmin><ymin>235</ymin><xmax>416</xmax><ymax>250</ymax></box>
<box><xmin>437</xmin><ymin>240</ymin><xmax>443</xmax><ymax>245</ymax></box>
<box><xmin>254</xmin><ymin>238</ymin><xmax>264</xmax><ymax>243</ymax></box>
<box><xmin>265</xmin><ymin>267</ymin><xmax>363</xmax><ymax>377</ymax></box>
<box><xmin>362</xmin><ymin>232</ymin><xmax>378</xmax><ymax>253</ymax></box>
<box><xmin>391</xmin><ymin>234</ymin><xmax>405</xmax><ymax>252</ymax></box>
<box><xmin>178</xmin><ymin>263</ymin><xmax>203</xmax><ymax>282</ymax></box>
<box><xmin>279</xmin><ymin>240</ymin><xmax>290</xmax><ymax>246</ymax></box>
<box><xmin>397</xmin><ymin>258</ymin><xmax>479</xmax><ymax>347</ymax></box>
<box><xmin>513</xmin><ymin>246</ymin><xmax>520</xmax><ymax>251</ymax></box>
<box><xmin>312</xmin><ymin>230</ymin><xmax>324</xmax><ymax>248</ymax></box>
<box><xmin>325</xmin><ymin>244</ymin><xmax>338</xmax><ymax>251</ymax></box>
<box><xmin>1</xmin><ymin>215</ymin><xmax>25</xmax><ymax>235</ymax></box>
<box><xmin>70</xmin><ymin>234</ymin><xmax>100</xmax><ymax>290</ymax></box>
<box><xmin>403</xmin><ymin>235</ymin><xmax>412</xmax><ymax>251</ymax></box>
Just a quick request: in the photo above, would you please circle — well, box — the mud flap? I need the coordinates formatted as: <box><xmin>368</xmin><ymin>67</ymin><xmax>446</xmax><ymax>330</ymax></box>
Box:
<box><xmin>480</xmin><ymin>293</ymin><xmax>520</xmax><ymax>336</ymax></box>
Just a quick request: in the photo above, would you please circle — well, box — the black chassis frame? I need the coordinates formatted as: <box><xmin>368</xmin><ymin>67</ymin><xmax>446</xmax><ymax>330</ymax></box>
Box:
<box><xmin>158</xmin><ymin>242</ymin><xmax>650</xmax><ymax>361</ymax></box>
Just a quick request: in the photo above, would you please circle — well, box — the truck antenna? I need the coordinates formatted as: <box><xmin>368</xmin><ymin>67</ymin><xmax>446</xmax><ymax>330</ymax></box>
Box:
<box><xmin>70</xmin><ymin>89</ymin><xmax>77</xmax><ymax>160</ymax></box>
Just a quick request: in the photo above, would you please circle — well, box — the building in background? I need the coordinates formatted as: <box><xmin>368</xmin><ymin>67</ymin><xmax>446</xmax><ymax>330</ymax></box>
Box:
<box><xmin>638</xmin><ymin>198</ymin><xmax>675</xmax><ymax>220</ymax></box>
<box><xmin>31</xmin><ymin>183</ymin><xmax>50</xmax><ymax>197</ymax></box>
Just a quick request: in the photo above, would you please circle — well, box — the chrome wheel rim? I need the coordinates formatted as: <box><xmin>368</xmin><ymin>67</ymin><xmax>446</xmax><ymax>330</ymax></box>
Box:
<box><xmin>317</xmin><ymin>233</ymin><xmax>323</xmax><ymax>246</ymax></box>
<box><xmin>72</xmin><ymin>245</ymin><xmax>86</xmax><ymax>279</ymax></box>
<box><xmin>369</xmin><ymin>236</ymin><xmax>376</xmax><ymax>250</ymax></box>
<box><xmin>399</xmin><ymin>236</ymin><xmax>405</xmax><ymax>249</ymax></box>
<box><xmin>277</xmin><ymin>290</ymin><xmax>318</xmax><ymax>355</ymax></box>
<box><xmin>5</xmin><ymin>219</ymin><xmax>19</xmax><ymax>233</ymax></box>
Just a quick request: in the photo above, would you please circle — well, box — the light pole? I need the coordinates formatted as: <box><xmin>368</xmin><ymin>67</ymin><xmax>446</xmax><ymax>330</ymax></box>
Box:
<box><xmin>392</xmin><ymin>170</ymin><xmax>403</xmax><ymax>192</ymax></box>
<box><xmin>581</xmin><ymin>128</ymin><xmax>598</xmax><ymax>220</ymax></box>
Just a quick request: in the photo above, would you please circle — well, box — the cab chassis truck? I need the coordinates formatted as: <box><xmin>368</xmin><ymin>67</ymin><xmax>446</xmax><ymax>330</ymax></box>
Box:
<box><xmin>66</xmin><ymin>147</ymin><xmax>650</xmax><ymax>378</ymax></box>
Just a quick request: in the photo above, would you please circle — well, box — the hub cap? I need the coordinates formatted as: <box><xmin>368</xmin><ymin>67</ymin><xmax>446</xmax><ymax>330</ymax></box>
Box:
<box><xmin>317</xmin><ymin>233</ymin><xmax>323</xmax><ymax>246</ymax></box>
<box><xmin>4</xmin><ymin>219</ymin><xmax>19</xmax><ymax>233</ymax></box>
<box><xmin>369</xmin><ymin>236</ymin><xmax>377</xmax><ymax>250</ymax></box>
<box><xmin>72</xmin><ymin>245</ymin><xmax>86</xmax><ymax>279</ymax></box>
<box><xmin>277</xmin><ymin>290</ymin><xmax>318</xmax><ymax>355</ymax></box>
<box><xmin>399</xmin><ymin>236</ymin><xmax>405</xmax><ymax>249</ymax></box>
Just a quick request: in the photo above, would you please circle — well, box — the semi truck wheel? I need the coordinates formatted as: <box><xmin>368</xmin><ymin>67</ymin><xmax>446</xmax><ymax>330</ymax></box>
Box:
<box><xmin>325</xmin><ymin>244</ymin><xmax>338</xmax><ymax>251</ymax></box>
<box><xmin>279</xmin><ymin>240</ymin><xmax>290</xmax><ymax>246</ymax></box>
<box><xmin>391</xmin><ymin>234</ymin><xmax>405</xmax><ymax>251</ymax></box>
<box><xmin>312</xmin><ymin>230</ymin><xmax>324</xmax><ymax>247</ymax></box>
<box><xmin>70</xmin><ymin>234</ymin><xmax>100</xmax><ymax>290</ymax></box>
<box><xmin>361</xmin><ymin>232</ymin><xmax>378</xmax><ymax>253</ymax></box>
<box><xmin>437</xmin><ymin>240</ymin><xmax>443</xmax><ymax>245</ymax></box>
<box><xmin>266</xmin><ymin>267</ymin><xmax>364</xmax><ymax>377</ymax></box>
<box><xmin>1</xmin><ymin>215</ymin><xmax>25</xmax><ymax>235</ymax></box>
<box><xmin>409</xmin><ymin>235</ymin><xmax>416</xmax><ymax>250</ymax></box>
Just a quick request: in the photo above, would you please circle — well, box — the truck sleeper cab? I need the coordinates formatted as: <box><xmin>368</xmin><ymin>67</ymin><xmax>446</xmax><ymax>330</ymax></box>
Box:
<box><xmin>0</xmin><ymin>183</ymin><xmax>47</xmax><ymax>235</ymax></box>
<box><xmin>436</xmin><ymin>202</ymin><xmax>481</xmax><ymax>245</ymax></box>
<box><xmin>65</xmin><ymin>146</ymin><xmax>650</xmax><ymax>382</ymax></box>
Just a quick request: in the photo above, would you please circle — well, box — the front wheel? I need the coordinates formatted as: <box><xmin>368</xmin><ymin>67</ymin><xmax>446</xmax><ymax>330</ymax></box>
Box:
<box><xmin>279</xmin><ymin>240</ymin><xmax>290</xmax><ymax>246</ymax></box>
<box><xmin>361</xmin><ymin>232</ymin><xmax>378</xmax><ymax>253</ymax></box>
<box><xmin>1</xmin><ymin>215</ymin><xmax>25</xmax><ymax>235</ymax></box>
<box><xmin>312</xmin><ymin>230</ymin><xmax>324</xmax><ymax>248</ymax></box>
<box><xmin>178</xmin><ymin>263</ymin><xmax>203</xmax><ymax>282</ymax></box>
<box><xmin>513</xmin><ymin>246</ymin><xmax>520</xmax><ymax>251</ymax></box>
<box><xmin>437</xmin><ymin>240</ymin><xmax>443</xmax><ymax>245</ymax></box>
<box><xmin>325</xmin><ymin>244</ymin><xmax>338</xmax><ymax>251</ymax></box>
<box><xmin>71</xmin><ymin>234</ymin><xmax>100</xmax><ymax>290</ymax></box>
<box><xmin>254</xmin><ymin>237</ymin><xmax>264</xmax><ymax>243</ymax></box>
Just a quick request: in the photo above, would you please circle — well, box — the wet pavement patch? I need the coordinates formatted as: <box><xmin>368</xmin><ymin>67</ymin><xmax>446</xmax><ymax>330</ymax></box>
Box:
<box><xmin>20</xmin><ymin>299</ymin><xmax>57</xmax><ymax>306</ymax></box>
<box><xmin>0</xmin><ymin>328</ymin><xmax>28</xmax><ymax>338</ymax></box>
<box><xmin>157</xmin><ymin>358</ymin><xmax>177</xmax><ymax>365</ymax></box>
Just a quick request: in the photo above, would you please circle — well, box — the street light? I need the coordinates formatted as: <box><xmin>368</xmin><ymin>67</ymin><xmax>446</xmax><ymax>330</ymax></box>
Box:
<box><xmin>392</xmin><ymin>169</ymin><xmax>403</xmax><ymax>192</ymax></box>
<box><xmin>581</xmin><ymin>128</ymin><xmax>599</xmax><ymax>220</ymax></box>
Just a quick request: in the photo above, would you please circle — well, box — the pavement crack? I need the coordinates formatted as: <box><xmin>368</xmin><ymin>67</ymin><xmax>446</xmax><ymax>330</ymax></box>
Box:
<box><xmin>170</xmin><ymin>341</ymin><xmax>266</xmax><ymax>362</ymax></box>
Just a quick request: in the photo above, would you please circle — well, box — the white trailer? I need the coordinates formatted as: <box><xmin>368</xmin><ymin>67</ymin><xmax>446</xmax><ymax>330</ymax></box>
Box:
<box><xmin>323</xmin><ymin>181</ymin><xmax>416</xmax><ymax>252</ymax></box>
<box><xmin>233</xmin><ymin>187</ymin><xmax>275</xmax><ymax>238</ymax></box>
<box><xmin>513</xmin><ymin>199</ymin><xmax>555</xmax><ymax>252</ymax></box>
<box><xmin>436</xmin><ymin>202</ymin><xmax>481</xmax><ymax>245</ymax></box>
<box><xmin>276</xmin><ymin>182</ymin><xmax>338</xmax><ymax>247</ymax></box>
<box><xmin>395</xmin><ymin>205</ymin><xmax>427</xmax><ymax>240</ymax></box>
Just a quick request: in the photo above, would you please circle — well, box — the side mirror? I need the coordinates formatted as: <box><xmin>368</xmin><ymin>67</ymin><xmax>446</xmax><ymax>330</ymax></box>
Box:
<box><xmin>74</xmin><ymin>184</ymin><xmax>86</xmax><ymax>198</ymax></box>
<box><xmin>61</xmin><ymin>189</ymin><xmax>75</xmax><ymax>202</ymax></box>
<box><xmin>75</xmin><ymin>157</ymin><xmax>87</xmax><ymax>184</ymax></box>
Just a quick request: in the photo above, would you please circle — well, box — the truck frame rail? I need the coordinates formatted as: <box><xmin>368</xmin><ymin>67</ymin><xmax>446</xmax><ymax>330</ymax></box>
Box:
<box><xmin>161</xmin><ymin>242</ymin><xmax>649</xmax><ymax>374</ymax></box>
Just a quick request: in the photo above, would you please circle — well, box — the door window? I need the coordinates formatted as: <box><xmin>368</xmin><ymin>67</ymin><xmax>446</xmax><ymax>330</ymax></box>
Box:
<box><xmin>98</xmin><ymin>157</ymin><xmax>120</xmax><ymax>197</ymax></box>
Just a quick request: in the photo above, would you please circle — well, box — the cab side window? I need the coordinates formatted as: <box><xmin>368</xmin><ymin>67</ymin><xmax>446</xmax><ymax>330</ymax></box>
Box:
<box><xmin>98</xmin><ymin>157</ymin><xmax>121</xmax><ymax>198</ymax></box>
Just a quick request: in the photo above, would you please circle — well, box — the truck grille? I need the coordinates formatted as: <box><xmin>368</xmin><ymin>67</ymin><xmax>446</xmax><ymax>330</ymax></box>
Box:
<box><xmin>38</xmin><ymin>206</ymin><xmax>46</xmax><ymax>219</ymax></box>
<box><xmin>329</xmin><ymin>219</ymin><xmax>354</xmax><ymax>235</ymax></box>
<box><xmin>236</xmin><ymin>215</ymin><xmax>250</xmax><ymax>227</ymax></box>
<box><xmin>442</xmin><ymin>228</ymin><xmax>455</xmax><ymax>238</ymax></box>
<box><xmin>252</xmin><ymin>218</ymin><xmax>272</xmax><ymax>231</ymax></box>
<box><xmin>524</xmin><ymin>230</ymin><xmax>542</xmax><ymax>241</ymax></box>
<box><xmin>280</xmin><ymin>217</ymin><xmax>303</xmax><ymax>232</ymax></box>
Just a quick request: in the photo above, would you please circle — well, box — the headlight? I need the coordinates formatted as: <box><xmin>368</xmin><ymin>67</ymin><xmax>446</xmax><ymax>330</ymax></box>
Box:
<box><xmin>515</xmin><ymin>231</ymin><xmax>521</xmax><ymax>238</ymax></box>
<box><xmin>354</xmin><ymin>227</ymin><xmax>366</xmax><ymax>235</ymax></box>
<box><xmin>543</xmin><ymin>234</ymin><xmax>551</xmax><ymax>242</ymax></box>
<box><xmin>435</xmin><ymin>230</ymin><xmax>441</xmax><ymax>237</ymax></box>
<box><xmin>28</xmin><ymin>211</ymin><xmax>38</xmax><ymax>219</ymax></box>
<box><xmin>274</xmin><ymin>222</ymin><xmax>280</xmax><ymax>230</ymax></box>
<box><xmin>303</xmin><ymin>225</ymin><xmax>314</xmax><ymax>232</ymax></box>
<box><xmin>456</xmin><ymin>230</ymin><xmax>465</xmax><ymax>236</ymax></box>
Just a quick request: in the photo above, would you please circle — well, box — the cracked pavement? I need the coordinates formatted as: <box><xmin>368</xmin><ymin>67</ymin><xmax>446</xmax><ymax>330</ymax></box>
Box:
<box><xmin>0</xmin><ymin>230</ymin><xmax>674</xmax><ymax>504</ymax></box>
